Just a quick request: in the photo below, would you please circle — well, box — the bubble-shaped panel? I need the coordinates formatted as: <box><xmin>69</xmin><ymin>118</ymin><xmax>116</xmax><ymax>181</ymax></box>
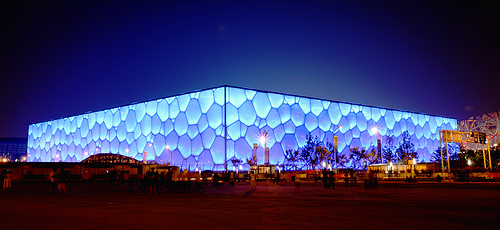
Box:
<box><xmin>252</xmin><ymin>92</ymin><xmax>272</xmax><ymax>118</ymax></box>
<box><xmin>239</xmin><ymin>101</ymin><xmax>257</xmax><ymax>126</ymax></box>
<box><xmin>268</xmin><ymin>93</ymin><xmax>284</xmax><ymax>109</ymax></box>
<box><xmin>198</xmin><ymin>90</ymin><xmax>214</xmax><ymax>113</ymax></box>
<box><xmin>328</xmin><ymin>103</ymin><xmax>342</xmax><ymax>125</ymax></box>
<box><xmin>311</xmin><ymin>99</ymin><xmax>323</xmax><ymax>116</ymax></box>
<box><xmin>229</xmin><ymin>87</ymin><xmax>247</xmax><ymax>108</ymax></box>
<box><xmin>185</xmin><ymin>99</ymin><xmax>202</xmax><ymax>125</ymax></box>
<box><xmin>174</xmin><ymin>113</ymin><xmax>188</xmax><ymax>136</ymax></box>
<box><xmin>226</xmin><ymin>103</ymin><xmax>238</xmax><ymax>126</ymax></box>
<box><xmin>266</xmin><ymin>109</ymin><xmax>281</xmax><ymax>129</ymax></box>
<box><xmin>278</xmin><ymin>104</ymin><xmax>291</xmax><ymax>124</ymax></box>
<box><xmin>291</xmin><ymin>104</ymin><xmax>305</xmax><ymax>127</ymax></box>
<box><xmin>207</xmin><ymin>104</ymin><xmax>222</xmax><ymax>129</ymax></box>
<box><xmin>305</xmin><ymin>113</ymin><xmax>318</xmax><ymax>132</ymax></box>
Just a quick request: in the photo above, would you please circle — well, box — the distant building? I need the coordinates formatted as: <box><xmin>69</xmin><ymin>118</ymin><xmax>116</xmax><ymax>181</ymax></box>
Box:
<box><xmin>28</xmin><ymin>86</ymin><xmax>457</xmax><ymax>170</ymax></box>
<box><xmin>0</xmin><ymin>138</ymin><xmax>28</xmax><ymax>162</ymax></box>
<box><xmin>460</xmin><ymin>111</ymin><xmax>500</xmax><ymax>149</ymax></box>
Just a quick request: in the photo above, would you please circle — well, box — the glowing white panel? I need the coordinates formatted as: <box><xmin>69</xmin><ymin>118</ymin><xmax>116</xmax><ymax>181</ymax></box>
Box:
<box><xmin>153</xmin><ymin>134</ymin><xmax>166</xmax><ymax>156</ymax></box>
<box><xmin>187</xmin><ymin>125</ymin><xmax>198</xmax><ymax>139</ymax></box>
<box><xmin>305</xmin><ymin>113</ymin><xmax>318</xmax><ymax>132</ymax></box>
<box><xmin>328</xmin><ymin>103</ymin><xmax>342</xmax><ymax>125</ymax></box>
<box><xmin>239</xmin><ymin>101</ymin><xmax>257</xmax><ymax>126</ymax></box>
<box><xmin>371</xmin><ymin>108</ymin><xmax>381</xmax><ymax>122</ymax></box>
<box><xmin>185</xmin><ymin>99</ymin><xmax>202</xmax><ymax>125</ymax></box>
<box><xmin>393</xmin><ymin>111</ymin><xmax>402</xmax><ymax>122</ymax></box>
<box><xmin>169</xmin><ymin>99</ymin><xmax>180</xmax><ymax>118</ymax></box>
<box><xmin>318</xmin><ymin>110</ymin><xmax>331</xmax><ymax>132</ymax></box>
<box><xmin>103</xmin><ymin>110</ymin><xmax>113</xmax><ymax>129</ymax></box>
<box><xmin>214</xmin><ymin>87</ymin><xmax>225</xmax><ymax>106</ymax></box>
<box><xmin>347</xmin><ymin>113</ymin><xmax>357</xmax><ymax>129</ymax></box>
<box><xmin>291</xmin><ymin>104</ymin><xmax>305</xmax><ymax>126</ymax></box>
<box><xmin>385</xmin><ymin>111</ymin><xmax>395</xmax><ymax>130</ymax></box>
<box><xmin>266</xmin><ymin>109</ymin><xmax>281</xmax><ymax>129</ymax></box>
<box><xmin>298</xmin><ymin>98</ymin><xmax>311</xmax><ymax>114</ymax></box>
<box><xmin>125</xmin><ymin>111</ymin><xmax>136</xmax><ymax>132</ymax></box>
<box><xmin>356</xmin><ymin>113</ymin><xmax>368</xmax><ymax>131</ymax></box>
<box><xmin>281</xmin><ymin>134</ymin><xmax>298</xmax><ymax>152</ymax></box>
<box><xmin>207</xmin><ymin>104</ymin><xmax>222</xmax><ymax>129</ymax></box>
<box><xmin>178</xmin><ymin>135</ymin><xmax>191</xmax><ymax>158</ymax></box>
<box><xmin>140</xmin><ymin>115</ymin><xmax>152</xmax><ymax>136</ymax></box>
<box><xmin>201</xmin><ymin>128</ymin><xmax>216</xmax><ymax>149</ymax></box>
<box><xmin>252</xmin><ymin>92</ymin><xmax>272</xmax><ymax>118</ymax></box>
<box><xmin>157</xmin><ymin>99</ymin><xmax>169</xmax><ymax>122</ymax></box>
<box><xmin>278</xmin><ymin>104</ymin><xmax>291</xmax><ymax>123</ymax></box>
<box><xmin>268</xmin><ymin>93</ymin><xmax>284</xmax><ymax>109</ymax></box>
<box><xmin>151</xmin><ymin>114</ymin><xmax>161</xmax><ymax>135</ymax></box>
<box><xmin>245</xmin><ymin>90</ymin><xmax>256</xmax><ymax>100</ymax></box>
<box><xmin>295</xmin><ymin>125</ymin><xmax>308</xmax><ymax>147</ymax></box>
<box><xmin>174</xmin><ymin>113</ymin><xmax>188</xmax><ymax>136</ymax></box>
<box><xmin>165</xmin><ymin>132</ymin><xmax>178</xmax><ymax>151</ymax></box>
<box><xmin>198</xmin><ymin>115</ymin><xmax>209</xmax><ymax>133</ymax></box>
<box><xmin>191</xmin><ymin>135</ymin><xmax>203</xmax><ymax>156</ymax></box>
<box><xmin>228</xmin><ymin>122</ymin><xmax>241</xmax><ymax>140</ymax></box>
<box><xmin>284</xmin><ymin>95</ymin><xmax>295</xmax><ymax>105</ymax></box>
<box><xmin>339</xmin><ymin>103</ymin><xmax>351</xmax><ymax>116</ymax></box>
<box><xmin>226</xmin><ymin>103</ymin><xmax>238</xmax><ymax>126</ymax></box>
<box><xmin>199</xmin><ymin>90</ymin><xmax>214</xmax><ymax>113</ymax></box>
<box><xmin>229</xmin><ymin>87</ymin><xmax>247</xmax><ymax>108</ymax></box>
<box><xmin>210</xmin><ymin>137</ymin><xmax>225</xmax><ymax>164</ymax></box>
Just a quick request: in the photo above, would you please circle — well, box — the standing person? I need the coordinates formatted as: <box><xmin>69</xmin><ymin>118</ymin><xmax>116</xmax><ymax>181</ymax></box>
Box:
<box><xmin>57</xmin><ymin>167</ymin><xmax>67</xmax><ymax>195</ymax></box>
<box><xmin>4</xmin><ymin>170</ymin><xmax>12</xmax><ymax>189</ymax></box>
<box><xmin>329</xmin><ymin>170</ymin><xmax>335</xmax><ymax>189</ymax></box>
<box><xmin>50</xmin><ymin>168</ymin><xmax>58</xmax><ymax>194</ymax></box>
<box><xmin>0</xmin><ymin>170</ymin><xmax>5</xmax><ymax>189</ymax></box>
<box><xmin>229</xmin><ymin>171</ymin><xmax>235</xmax><ymax>187</ymax></box>
<box><xmin>322</xmin><ymin>169</ymin><xmax>328</xmax><ymax>189</ymax></box>
<box><xmin>147</xmin><ymin>168</ymin><xmax>159</xmax><ymax>194</ymax></box>
<box><xmin>275</xmin><ymin>169</ymin><xmax>280</xmax><ymax>185</ymax></box>
<box><xmin>250</xmin><ymin>171</ymin><xmax>256</xmax><ymax>190</ymax></box>
<box><xmin>294</xmin><ymin>177</ymin><xmax>300</xmax><ymax>194</ymax></box>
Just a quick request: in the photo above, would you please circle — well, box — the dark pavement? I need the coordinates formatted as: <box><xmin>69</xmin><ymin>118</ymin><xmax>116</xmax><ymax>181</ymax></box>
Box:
<box><xmin>1</xmin><ymin>180</ymin><xmax>499</xmax><ymax>229</ymax></box>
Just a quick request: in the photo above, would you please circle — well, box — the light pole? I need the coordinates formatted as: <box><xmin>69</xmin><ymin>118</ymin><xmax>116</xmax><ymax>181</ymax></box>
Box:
<box><xmin>260</xmin><ymin>130</ymin><xmax>269</xmax><ymax>165</ymax></box>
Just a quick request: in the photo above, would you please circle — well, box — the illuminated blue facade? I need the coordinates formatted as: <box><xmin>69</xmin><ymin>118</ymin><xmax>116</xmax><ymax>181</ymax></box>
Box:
<box><xmin>28</xmin><ymin>86</ymin><xmax>457</xmax><ymax>170</ymax></box>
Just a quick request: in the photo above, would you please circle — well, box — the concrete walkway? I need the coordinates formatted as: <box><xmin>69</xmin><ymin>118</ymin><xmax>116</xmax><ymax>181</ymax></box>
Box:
<box><xmin>1</xmin><ymin>181</ymin><xmax>499</xmax><ymax>229</ymax></box>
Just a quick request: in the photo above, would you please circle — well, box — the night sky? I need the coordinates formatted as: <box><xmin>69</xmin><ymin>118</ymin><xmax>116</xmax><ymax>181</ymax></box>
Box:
<box><xmin>1</xmin><ymin>1</ymin><xmax>499</xmax><ymax>138</ymax></box>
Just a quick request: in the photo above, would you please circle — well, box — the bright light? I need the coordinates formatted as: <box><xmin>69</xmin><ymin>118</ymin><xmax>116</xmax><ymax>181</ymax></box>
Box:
<box><xmin>2</xmin><ymin>158</ymin><xmax>7</xmax><ymax>162</ymax></box>
<box><xmin>95</xmin><ymin>148</ymin><xmax>99</xmax><ymax>152</ymax></box>
<box><xmin>467</xmin><ymin>159</ymin><xmax>472</xmax><ymax>166</ymax></box>
<box><xmin>84</xmin><ymin>151</ymin><xmax>88</xmax><ymax>156</ymax></box>
<box><xmin>259</xmin><ymin>135</ymin><xmax>266</xmax><ymax>145</ymax></box>
<box><xmin>22</xmin><ymin>157</ymin><xmax>27</xmax><ymax>161</ymax></box>
<box><xmin>148</xmin><ymin>143</ymin><xmax>152</xmax><ymax>147</ymax></box>
<box><xmin>165</xmin><ymin>145</ymin><xmax>169</xmax><ymax>150</ymax></box>
<box><xmin>494</xmin><ymin>143</ymin><xmax>498</xmax><ymax>147</ymax></box>
<box><xmin>322</xmin><ymin>161</ymin><xmax>326</xmax><ymax>168</ymax></box>
<box><xmin>412</xmin><ymin>158</ymin><xmax>416</xmax><ymax>165</ymax></box>
<box><xmin>371</xmin><ymin>127</ymin><xmax>379</xmax><ymax>135</ymax></box>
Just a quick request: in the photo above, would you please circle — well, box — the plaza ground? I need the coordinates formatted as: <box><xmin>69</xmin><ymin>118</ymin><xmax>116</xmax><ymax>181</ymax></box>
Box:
<box><xmin>1</xmin><ymin>180</ymin><xmax>499</xmax><ymax>229</ymax></box>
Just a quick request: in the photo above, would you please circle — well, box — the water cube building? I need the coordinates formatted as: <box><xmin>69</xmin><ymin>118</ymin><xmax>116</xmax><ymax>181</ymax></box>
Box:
<box><xmin>28</xmin><ymin>86</ymin><xmax>457</xmax><ymax>170</ymax></box>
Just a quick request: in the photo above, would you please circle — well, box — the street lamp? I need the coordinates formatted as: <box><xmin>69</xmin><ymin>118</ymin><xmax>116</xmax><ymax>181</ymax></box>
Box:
<box><xmin>260</xmin><ymin>130</ymin><xmax>269</xmax><ymax>165</ymax></box>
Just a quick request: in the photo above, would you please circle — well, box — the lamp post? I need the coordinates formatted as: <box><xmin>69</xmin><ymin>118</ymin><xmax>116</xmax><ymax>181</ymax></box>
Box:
<box><xmin>260</xmin><ymin>130</ymin><xmax>269</xmax><ymax>165</ymax></box>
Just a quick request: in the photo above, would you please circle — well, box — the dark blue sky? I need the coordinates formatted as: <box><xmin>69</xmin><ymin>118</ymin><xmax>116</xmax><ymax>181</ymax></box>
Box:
<box><xmin>1</xmin><ymin>1</ymin><xmax>499</xmax><ymax>138</ymax></box>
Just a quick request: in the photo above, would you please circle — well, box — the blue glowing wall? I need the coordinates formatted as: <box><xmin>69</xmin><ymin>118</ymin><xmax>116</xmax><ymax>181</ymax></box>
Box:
<box><xmin>28</xmin><ymin>86</ymin><xmax>457</xmax><ymax>169</ymax></box>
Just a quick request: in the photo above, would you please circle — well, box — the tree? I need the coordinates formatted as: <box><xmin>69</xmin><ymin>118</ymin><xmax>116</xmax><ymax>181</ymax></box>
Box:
<box><xmin>348</xmin><ymin>147</ymin><xmax>368</xmax><ymax>170</ymax></box>
<box><xmin>284</xmin><ymin>149</ymin><xmax>301</xmax><ymax>171</ymax></box>
<box><xmin>246</xmin><ymin>154</ymin><xmax>257</xmax><ymax>166</ymax></box>
<box><xmin>300</xmin><ymin>133</ymin><xmax>322</xmax><ymax>170</ymax></box>
<box><xmin>396</xmin><ymin>131</ymin><xmax>417</xmax><ymax>162</ymax></box>
<box><xmin>316</xmin><ymin>145</ymin><xmax>332</xmax><ymax>168</ymax></box>
<box><xmin>230</xmin><ymin>158</ymin><xmax>243</xmax><ymax>170</ymax></box>
<box><xmin>365</xmin><ymin>148</ymin><xmax>380</xmax><ymax>165</ymax></box>
<box><xmin>383</xmin><ymin>135</ymin><xmax>397</xmax><ymax>163</ymax></box>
